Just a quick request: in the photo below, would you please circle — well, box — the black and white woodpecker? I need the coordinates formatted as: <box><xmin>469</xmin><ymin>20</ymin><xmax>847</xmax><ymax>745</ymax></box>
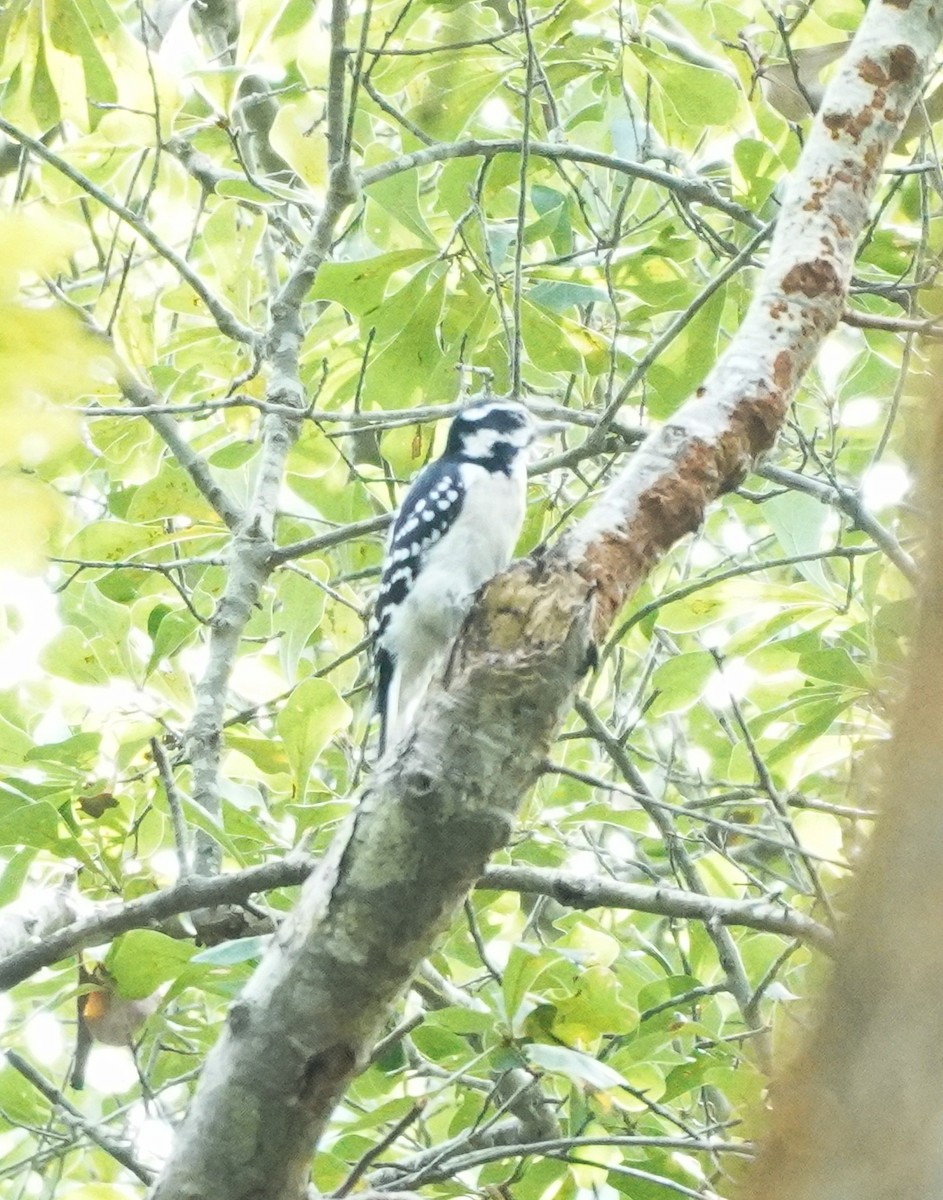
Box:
<box><xmin>370</xmin><ymin>400</ymin><xmax>537</xmax><ymax>754</ymax></box>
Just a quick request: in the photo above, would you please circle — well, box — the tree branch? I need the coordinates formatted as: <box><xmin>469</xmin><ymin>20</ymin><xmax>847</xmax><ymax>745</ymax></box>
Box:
<box><xmin>0</xmin><ymin>856</ymin><xmax>830</xmax><ymax>993</ymax></box>
<box><xmin>372</xmin><ymin>1132</ymin><xmax>753</xmax><ymax>1191</ymax></box>
<box><xmin>0</xmin><ymin>857</ymin><xmax>314</xmax><ymax>992</ymax></box>
<box><xmin>359</xmin><ymin>138</ymin><xmax>762</xmax><ymax>230</ymax></box>
<box><xmin>759</xmin><ymin>463</ymin><xmax>918</xmax><ymax>582</ymax></box>
<box><xmin>0</xmin><ymin>116</ymin><xmax>259</xmax><ymax>349</ymax></box>
<box><xmin>5</xmin><ymin>1050</ymin><xmax>154</xmax><ymax>1184</ymax></box>
<box><xmin>182</xmin><ymin>0</ymin><xmax>358</xmax><ymax>877</ymax></box>
<box><xmin>574</xmin><ymin>699</ymin><xmax>773</xmax><ymax>1071</ymax></box>
<box><xmin>118</xmin><ymin>373</ymin><xmax>244</xmax><ymax>531</ymax></box>
<box><xmin>480</xmin><ymin>866</ymin><xmax>832</xmax><ymax>952</ymax></box>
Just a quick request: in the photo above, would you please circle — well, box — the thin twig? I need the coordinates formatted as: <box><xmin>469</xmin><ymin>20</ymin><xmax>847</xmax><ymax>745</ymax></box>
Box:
<box><xmin>151</xmin><ymin>738</ymin><xmax>191</xmax><ymax>878</ymax></box>
<box><xmin>575</xmin><ymin>699</ymin><xmax>775</xmax><ymax>1071</ymax></box>
<box><xmin>5</xmin><ymin>1051</ymin><xmax>154</xmax><ymax>1184</ymax></box>
<box><xmin>510</xmin><ymin>0</ymin><xmax>535</xmax><ymax>399</ymax></box>
<box><xmin>359</xmin><ymin>138</ymin><xmax>763</xmax><ymax>230</ymax></box>
<box><xmin>0</xmin><ymin>116</ymin><xmax>258</xmax><ymax>348</ymax></box>
<box><xmin>335</xmin><ymin>1101</ymin><xmax>426</xmax><ymax>1197</ymax></box>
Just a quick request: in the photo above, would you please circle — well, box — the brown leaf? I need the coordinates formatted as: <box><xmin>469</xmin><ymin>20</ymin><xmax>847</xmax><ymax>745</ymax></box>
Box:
<box><xmin>78</xmin><ymin>792</ymin><xmax>119</xmax><ymax>819</ymax></box>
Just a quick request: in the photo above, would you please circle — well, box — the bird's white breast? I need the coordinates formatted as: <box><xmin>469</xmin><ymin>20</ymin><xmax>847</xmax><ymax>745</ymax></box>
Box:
<box><xmin>380</xmin><ymin>460</ymin><xmax>527</xmax><ymax>674</ymax></box>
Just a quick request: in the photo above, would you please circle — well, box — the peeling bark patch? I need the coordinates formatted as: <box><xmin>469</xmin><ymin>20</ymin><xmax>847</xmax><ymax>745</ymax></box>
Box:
<box><xmin>824</xmin><ymin>110</ymin><xmax>875</xmax><ymax>144</ymax></box>
<box><xmin>576</xmin><ymin>375</ymin><xmax>797</xmax><ymax>638</ymax></box>
<box><xmin>781</xmin><ymin>260</ymin><xmax>842</xmax><ymax>299</ymax></box>
<box><xmin>578</xmin><ymin>528</ymin><xmax>651</xmax><ymax>638</ymax></box>
<box><xmin>888</xmin><ymin>45</ymin><xmax>919</xmax><ymax>83</ymax></box>
<box><xmin>714</xmin><ymin>432</ymin><xmax>750</xmax><ymax>496</ymax></box>
<box><xmin>858</xmin><ymin>46</ymin><xmax>917</xmax><ymax>88</ymax></box>
<box><xmin>578</xmin><ymin>443</ymin><xmax>716</xmax><ymax>635</ymax></box>
<box><xmin>858</xmin><ymin>58</ymin><xmax>890</xmax><ymax>88</ymax></box>
<box><xmin>773</xmin><ymin>352</ymin><xmax>792</xmax><ymax>393</ymax></box>
<box><xmin>729</xmin><ymin>392</ymin><xmax>788</xmax><ymax>458</ymax></box>
<box><xmin>823</xmin><ymin>111</ymin><xmax>854</xmax><ymax>139</ymax></box>
<box><xmin>882</xmin><ymin>0</ymin><xmax>910</xmax><ymax>7</ymax></box>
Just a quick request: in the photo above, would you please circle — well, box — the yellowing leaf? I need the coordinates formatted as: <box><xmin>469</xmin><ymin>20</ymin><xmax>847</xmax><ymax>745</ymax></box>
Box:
<box><xmin>0</xmin><ymin>475</ymin><xmax>65</xmax><ymax>573</ymax></box>
<box><xmin>66</xmin><ymin>519</ymin><xmax>163</xmax><ymax>563</ymax></box>
<box><xmin>0</xmin><ymin>392</ymin><xmax>80</xmax><ymax>470</ymax></box>
<box><xmin>270</xmin><ymin>95</ymin><xmax>328</xmax><ymax>189</ymax></box>
<box><xmin>0</xmin><ymin>211</ymin><xmax>84</xmax><ymax>286</ymax></box>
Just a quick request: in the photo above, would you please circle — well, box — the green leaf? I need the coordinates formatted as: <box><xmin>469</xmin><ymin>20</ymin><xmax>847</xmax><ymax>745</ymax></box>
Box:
<box><xmin>631</xmin><ymin>44</ymin><xmax>740</xmax><ymax>130</ymax></box>
<box><xmin>276</xmin><ymin>678</ymin><xmax>352</xmax><ymax>794</ymax></box>
<box><xmin>362</xmin><ymin>268</ymin><xmax>449</xmax><ymax>408</ymax></box>
<box><xmin>549</xmin><ymin>967</ymin><xmax>638</xmax><ymax>1042</ymax></box>
<box><xmin>274</xmin><ymin>567</ymin><xmax>328</xmax><ymax>679</ymax></box>
<box><xmin>410</xmin><ymin>1023</ymin><xmax>469</xmax><ymax>1064</ymax></box>
<box><xmin>797</xmin><ymin>647</ymin><xmax>869</xmax><ymax>689</ymax></box>
<box><xmin>734</xmin><ymin>138</ymin><xmax>783</xmax><ymax>209</ymax></box>
<box><xmin>312</xmin><ymin>250</ymin><xmax>434</xmax><ymax>319</ymax></box>
<box><xmin>25</xmin><ymin>731</ymin><xmax>99</xmax><ymax>771</ymax></box>
<box><xmin>30</xmin><ymin>36</ymin><xmax>61</xmax><ymax>127</ymax></box>
<box><xmin>610</xmin><ymin>254</ymin><xmax>691</xmax><ymax>308</ymax></box>
<box><xmin>364</xmin><ymin>150</ymin><xmax>438</xmax><ymax>247</ymax></box>
<box><xmin>47</xmin><ymin>0</ymin><xmax>117</xmax><ymax>125</ymax></box>
<box><xmin>766</xmin><ymin>697</ymin><xmax>854</xmax><ymax>766</ymax></box>
<box><xmin>0</xmin><ymin>1061</ymin><xmax>50</xmax><ymax>1125</ymax></box>
<box><xmin>147</xmin><ymin>607</ymin><xmax>198</xmax><ymax>674</ymax></box>
<box><xmin>503</xmin><ymin>943</ymin><xmax>553</xmax><ymax>1023</ymax></box>
<box><xmin>0</xmin><ymin>787</ymin><xmax>60</xmax><ymax>850</ymax></box>
<box><xmin>648</xmin><ymin>651</ymin><xmax>715</xmax><ymax>715</ymax></box>
<box><xmin>105</xmin><ymin>930</ymin><xmax>196</xmax><ymax>1000</ymax></box>
<box><xmin>520</xmin><ymin>299</ymin><xmax>609</xmax><ymax>375</ymax></box>
<box><xmin>764</xmin><ymin>491</ymin><xmax>833</xmax><ymax>590</ymax></box>
<box><xmin>646</xmin><ymin>287</ymin><xmax>726</xmax><ymax>415</ymax></box>
<box><xmin>66</xmin><ymin>519</ymin><xmax>163</xmax><ymax>563</ymax></box>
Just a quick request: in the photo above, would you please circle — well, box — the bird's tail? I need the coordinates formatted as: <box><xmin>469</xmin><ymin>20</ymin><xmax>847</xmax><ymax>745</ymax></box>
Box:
<box><xmin>375</xmin><ymin>647</ymin><xmax>396</xmax><ymax>755</ymax></box>
<box><xmin>374</xmin><ymin>649</ymin><xmax>438</xmax><ymax>756</ymax></box>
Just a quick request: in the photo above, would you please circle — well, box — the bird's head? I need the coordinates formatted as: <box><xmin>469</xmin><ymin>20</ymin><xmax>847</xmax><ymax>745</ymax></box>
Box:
<box><xmin>444</xmin><ymin>400</ymin><xmax>537</xmax><ymax>469</ymax></box>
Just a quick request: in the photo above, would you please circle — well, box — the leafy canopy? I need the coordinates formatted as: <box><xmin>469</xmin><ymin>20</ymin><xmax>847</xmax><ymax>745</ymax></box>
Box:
<box><xmin>0</xmin><ymin>0</ymin><xmax>934</xmax><ymax>1196</ymax></box>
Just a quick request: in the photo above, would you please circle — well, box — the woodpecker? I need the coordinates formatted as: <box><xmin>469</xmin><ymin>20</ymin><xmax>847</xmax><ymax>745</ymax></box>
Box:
<box><xmin>371</xmin><ymin>400</ymin><xmax>536</xmax><ymax>753</ymax></box>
